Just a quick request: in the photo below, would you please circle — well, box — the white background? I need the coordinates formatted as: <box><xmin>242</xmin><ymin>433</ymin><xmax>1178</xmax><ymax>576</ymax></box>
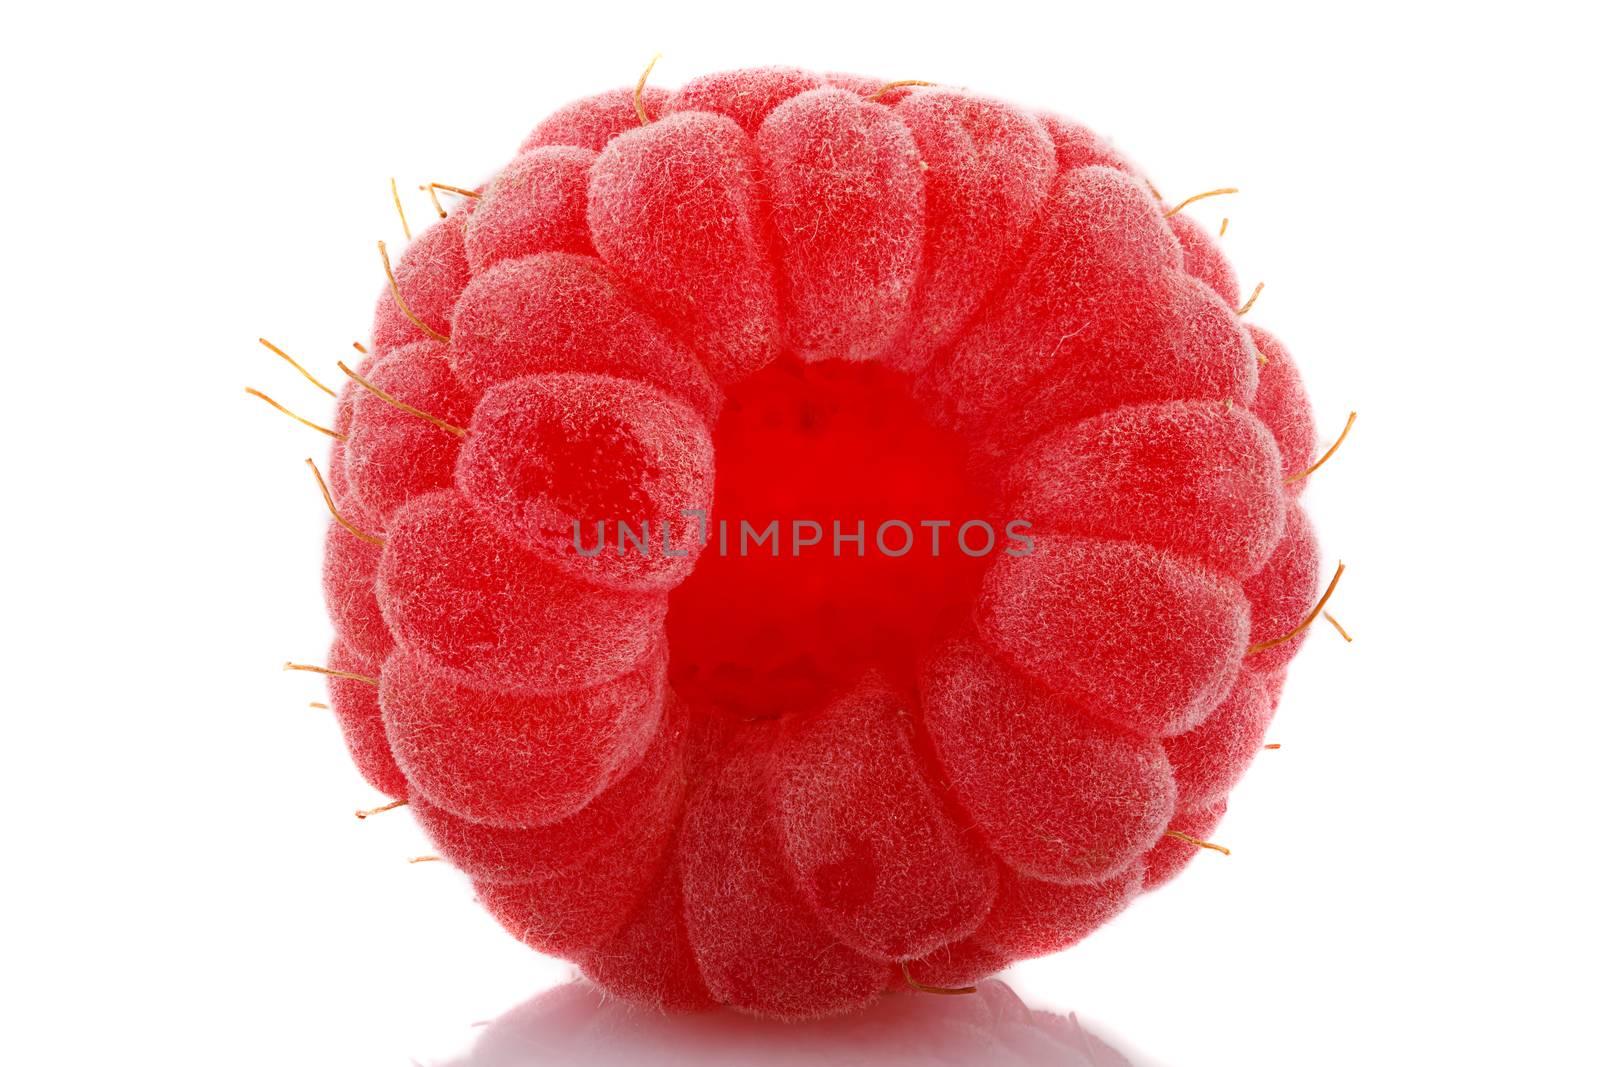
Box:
<box><xmin>4</xmin><ymin>2</ymin><xmax>1597</xmax><ymax>1064</ymax></box>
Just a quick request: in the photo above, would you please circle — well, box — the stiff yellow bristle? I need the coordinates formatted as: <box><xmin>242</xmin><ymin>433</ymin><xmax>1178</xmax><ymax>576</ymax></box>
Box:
<box><xmin>305</xmin><ymin>457</ymin><xmax>385</xmax><ymax>545</ymax></box>
<box><xmin>1236</xmin><ymin>281</ymin><xmax>1264</xmax><ymax>316</ymax></box>
<box><xmin>245</xmin><ymin>387</ymin><xmax>343</xmax><ymax>440</ymax></box>
<box><xmin>1247</xmin><ymin>562</ymin><xmax>1345</xmax><ymax>654</ymax></box>
<box><xmin>422</xmin><ymin>182</ymin><xmax>481</xmax><ymax>199</ymax></box>
<box><xmin>259</xmin><ymin>338</ymin><xmax>336</xmax><ymax>397</ymax></box>
<box><xmin>899</xmin><ymin>960</ymin><xmax>976</xmax><ymax>996</ymax></box>
<box><xmin>336</xmin><ymin>360</ymin><xmax>466</xmax><ymax>438</ymax></box>
<box><xmin>1286</xmin><ymin>412</ymin><xmax>1357</xmax><ymax>483</ymax></box>
<box><xmin>1322</xmin><ymin>612</ymin><xmax>1353</xmax><ymax>642</ymax></box>
<box><xmin>378</xmin><ymin>239</ymin><xmax>449</xmax><ymax>343</ymax></box>
<box><xmin>634</xmin><ymin>53</ymin><xmax>662</xmax><ymax>124</ymax></box>
<box><xmin>869</xmin><ymin>79</ymin><xmax>937</xmax><ymax>101</ymax></box>
<box><xmin>420</xmin><ymin>183</ymin><xmax>446</xmax><ymax>219</ymax></box>
<box><xmin>356</xmin><ymin>798</ymin><xmax>409</xmax><ymax>820</ymax></box>
<box><xmin>1165</xmin><ymin>830</ymin><xmax>1230</xmax><ymax>855</ymax></box>
<box><xmin>284</xmin><ymin>662</ymin><xmax>378</xmax><ymax>686</ymax></box>
<box><xmin>390</xmin><ymin>177</ymin><xmax>411</xmax><ymax>240</ymax></box>
<box><xmin>1162</xmin><ymin>187</ymin><xmax>1238</xmax><ymax>218</ymax></box>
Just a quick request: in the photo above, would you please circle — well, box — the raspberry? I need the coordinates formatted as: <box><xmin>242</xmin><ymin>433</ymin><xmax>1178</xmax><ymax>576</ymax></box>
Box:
<box><xmin>376</xmin><ymin>489</ymin><xmax>665</xmax><ymax>692</ymax></box>
<box><xmin>918</xmin><ymin>165</ymin><xmax>1183</xmax><ymax>434</ymax></box>
<box><xmin>1145</xmin><ymin>799</ymin><xmax>1230</xmax><ymax>890</ymax></box>
<box><xmin>680</xmin><ymin>737</ymin><xmax>890</xmax><ymax>1018</ymax></box>
<box><xmin>1242</xmin><ymin>503</ymin><xmax>1323</xmax><ymax>674</ymax></box>
<box><xmin>967</xmin><ymin>272</ymin><xmax>1259</xmax><ymax>474</ymax></box>
<box><xmin>1034</xmin><ymin>112</ymin><xmax>1137</xmax><ymax>173</ymax></box>
<box><xmin>773</xmin><ymin>674</ymin><xmax>998</xmax><ymax>961</ymax></box>
<box><xmin>897</xmin><ymin>939</ymin><xmax>1008</xmax><ymax>992</ymax></box>
<box><xmin>475</xmin><ymin>824</ymin><xmax>671</xmax><ymax>957</ymax></box>
<box><xmin>342</xmin><ymin>339</ymin><xmax>473</xmax><ymax>525</ymax></box>
<box><xmin>321</xmin><ymin>501</ymin><xmax>391</xmax><ymax>661</ymax></box>
<box><xmin>406</xmin><ymin>692</ymin><xmax>686</xmax><ymax>879</ymax></box>
<box><xmin>380</xmin><ymin>642</ymin><xmax>665</xmax><ymax>828</ymax></box>
<box><xmin>970</xmin><ymin>862</ymin><xmax>1146</xmax><ymax>960</ymax></box>
<box><xmin>920</xmin><ymin>634</ymin><xmax>1176</xmax><ymax>882</ymax></box>
<box><xmin>664</xmin><ymin>66</ymin><xmax>823</xmax><ymax>133</ymax></box>
<box><xmin>285</xmin><ymin>66</ymin><xmax>1337</xmax><ymax>1021</ymax></box>
<box><xmin>456</xmin><ymin>372</ymin><xmax>714</xmax><ymax>590</ymax></box>
<box><xmin>1163</xmin><ymin>668</ymin><xmax>1275</xmax><ymax>806</ymax></box>
<box><xmin>975</xmin><ymin>536</ymin><xmax>1250</xmax><ymax>737</ymax></box>
<box><xmin>588</xmin><ymin>111</ymin><xmax>780</xmax><ymax>383</ymax></box>
<box><xmin>1169</xmin><ymin>209</ymin><xmax>1242</xmax><ymax>308</ymax></box>
<box><xmin>1003</xmin><ymin>400</ymin><xmax>1286</xmax><ymax>578</ymax></box>
<box><xmin>819</xmin><ymin>71</ymin><xmax>916</xmax><ymax>102</ymax></box>
<box><xmin>520</xmin><ymin>86</ymin><xmax>672</xmax><ymax>153</ymax></box>
<box><xmin>886</xmin><ymin>90</ymin><xmax>1057</xmax><ymax>373</ymax></box>
<box><xmin>449</xmin><ymin>252</ymin><xmax>722</xmax><ymax>419</ymax></box>
<box><xmin>371</xmin><ymin>211</ymin><xmax>470</xmax><ymax>355</ymax></box>
<box><xmin>758</xmin><ymin>89</ymin><xmax>925</xmax><ymax>362</ymax></box>
<box><xmin>463</xmin><ymin>146</ymin><xmax>596</xmax><ymax>274</ymax></box>
<box><xmin>578</xmin><ymin>859</ymin><xmax>716</xmax><ymax>1014</ymax></box>
<box><xmin>324</xmin><ymin>641</ymin><xmax>405</xmax><ymax>799</ymax></box>
<box><xmin>1248</xmin><ymin>324</ymin><xmax>1320</xmax><ymax>496</ymax></box>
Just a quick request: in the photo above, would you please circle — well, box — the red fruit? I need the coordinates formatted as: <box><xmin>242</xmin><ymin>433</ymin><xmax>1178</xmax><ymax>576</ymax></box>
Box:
<box><xmin>405</xmin><ymin>693</ymin><xmax>686</xmax><ymax>879</ymax></box>
<box><xmin>666</xmin><ymin>66</ymin><xmax>824</xmax><ymax>133</ymax></box>
<box><xmin>970</xmin><ymin>863</ymin><xmax>1145</xmax><ymax>960</ymax></box>
<box><xmin>1264</xmin><ymin>666</ymin><xmax>1290</xmax><ymax>708</ymax></box>
<box><xmin>1248</xmin><ymin>324</ymin><xmax>1319</xmax><ymax>496</ymax></box>
<box><xmin>325</xmin><ymin>641</ymin><xmax>406</xmax><ymax>799</ymax></box>
<box><xmin>899</xmin><ymin>939</ymin><xmax>1010</xmax><ymax>992</ymax></box>
<box><xmin>917</xmin><ymin>165</ymin><xmax>1181</xmax><ymax>434</ymax></box>
<box><xmin>380</xmin><ymin>643</ymin><xmax>665</xmax><ymax>828</ymax></box>
<box><xmin>588</xmin><ymin>111</ymin><xmax>779</xmax><ymax>383</ymax></box>
<box><xmin>448</xmin><ymin>252</ymin><xmax>722</xmax><ymax>420</ymax></box>
<box><xmin>969</xmin><ymin>271</ymin><xmax>1259</xmax><ymax>471</ymax></box>
<box><xmin>371</xmin><ymin>211</ymin><xmax>470</xmax><ymax>355</ymax></box>
<box><xmin>1145</xmin><ymin>800</ymin><xmax>1229</xmax><ymax>890</ymax></box>
<box><xmin>456</xmin><ymin>372</ymin><xmax>714</xmax><ymax>590</ymax></box>
<box><xmin>475</xmin><ymin>824</ymin><xmax>671</xmax><ymax>957</ymax></box>
<box><xmin>1169</xmin><ymin>209</ymin><xmax>1242</xmax><ymax>308</ymax></box>
<box><xmin>921</xmin><ymin>634</ymin><xmax>1176</xmax><ymax>883</ymax></box>
<box><xmin>330</xmin><ymin>353</ymin><xmax>372</xmax><ymax>437</ymax></box>
<box><xmin>680</xmin><ymin>735</ymin><xmax>891</xmax><ymax>1018</ymax></box>
<box><xmin>1004</xmin><ymin>400</ymin><xmax>1285</xmax><ymax>578</ymax></box>
<box><xmin>296</xmin><ymin>67</ymin><xmax>1329</xmax><ymax>1020</ymax></box>
<box><xmin>520</xmin><ymin>86</ymin><xmax>671</xmax><ymax>151</ymax></box>
<box><xmin>342</xmin><ymin>339</ymin><xmax>473</xmax><ymax>525</ymax></box>
<box><xmin>1242</xmin><ymin>502</ymin><xmax>1323</xmax><ymax>675</ymax></box>
<box><xmin>976</xmin><ymin>536</ymin><xmax>1250</xmax><ymax>737</ymax></box>
<box><xmin>758</xmin><ymin>89</ymin><xmax>925</xmax><ymax>362</ymax></box>
<box><xmin>774</xmin><ymin>674</ymin><xmax>998</xmax><ymax>961</ymax></box>
<box><xmin>1034</xmin><ymin>111</ymin><xmax>1138</xmax><ymax>173</ymax></box>
<box><xmin>579</xmin><ymin>858</ymin><xmax>716</xmax><ymax>1014</ymax></box>
<box><xmin>1163</xmin><ymin>668</ymin><xmax>1275</xmax><ymax>806</ymax></box>
<box><xmin>822</xmin><ymin>71</ymin><xmax>916</xmax><ymax>102</ymax></box>
<box><xmin>664</xmin><ymin>359</ymin><xmax>989</xmax><ymax>721</ymax></box>
<box><xmin>321</xmin><ymin>509</ymin><xmax>391</xmax><ymax>662</ymax></box>
<box><xmin>886</xmin><ymin>90</ymin><xmax>1057</xmax><ymax>373</ymax></box>
<box><xmin>463</xmin><ymin>146</ymin><xmax>596</xmax><ymax>273</ymax></box>
<box><xmin>375</xmin><ymin>489</ymin><xmax>665</xmax><ymax>693</ymax></box>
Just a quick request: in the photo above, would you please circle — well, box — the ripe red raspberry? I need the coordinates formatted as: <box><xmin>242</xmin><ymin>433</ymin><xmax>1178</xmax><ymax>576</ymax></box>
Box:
<box><xmin>304</xmin><ymin>66</ymin><xmax>1333</xmax><ymax>1020</ymax></box>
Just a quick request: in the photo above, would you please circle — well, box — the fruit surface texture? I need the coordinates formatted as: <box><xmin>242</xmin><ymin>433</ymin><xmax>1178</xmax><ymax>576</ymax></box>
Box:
<box><xmin>317</xmin><ymin>66</ymin><xmax>1324</xmax><ymax>1019</ymax></box>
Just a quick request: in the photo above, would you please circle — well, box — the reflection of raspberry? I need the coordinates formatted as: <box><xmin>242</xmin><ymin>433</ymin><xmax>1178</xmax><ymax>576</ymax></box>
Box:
<box><xmin>312</xmin><ymin>66</ymin><xmax>1326</xmax><ymax>1020</ymax></box>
